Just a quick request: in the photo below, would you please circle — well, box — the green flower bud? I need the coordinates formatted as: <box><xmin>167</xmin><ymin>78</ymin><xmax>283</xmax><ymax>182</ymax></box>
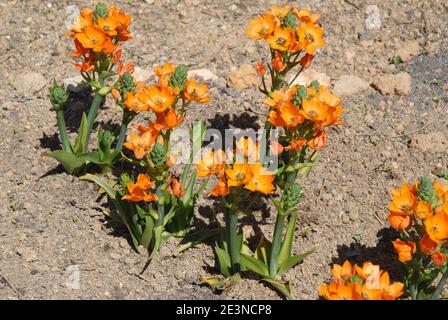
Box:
<box><xmin>49</xmin><ymin>80</ymin><xmax>69</xmax><ymax>111</ymax></box>
<box><xmin>284</xmin><ymin>183</ymin><xmax>303</xmax><ymax>212</ymax></box>
<box><xmin>294</xmin><ymin>85</ymin><xmax>308</xmax><ymax>107</ymax></box>
<box><xmin>169</xmin><ymin>64</ymin><xmax>188</xmax><ymax>91</ymax></box>
<box><xmin>119</xmin><ymin>173</ymin><xmax>133</xmax><ymax>191</ymax></box>
<box><xmin>98</xmin><ymin>128</ymin><xmax>115</xmax><ymax>151</ymax></box>
<box><xmin>283</xmin><ymin>12</ymin><xmax>298</xmax><ymax>29</ymax></box>
<box><xmin>99</xmin><ymin>86</ymin><xmax>112</xmax><ymax>96</ymax></box>
<box><xmin>417</xmin><ymin>176</ymin><xmax>438</xmax><ymax>207</ymax></box>
<box><xmin>121</xmin><ymin>72</ymin><xmax>135</xmax><ymax>92</ymax></box>
<box><xmin>309</xmin><ymin>80</ymin><xmax>320</xmax><ymax>92</ymax></box>
<box><xmin>150</xmin><ymin>143</ymin><xmax>167</xmax><ymax>168</ymax></box>
<box><xmin>94</xmin><ymin>3</ymin><xmax>108</xmax><ymax>21</ymax></box>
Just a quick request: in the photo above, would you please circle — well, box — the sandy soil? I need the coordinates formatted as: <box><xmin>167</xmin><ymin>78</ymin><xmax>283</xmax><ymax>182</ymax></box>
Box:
<box><xmin>0</xmin><ymin>0</ymin><xmax>447</xmax><ymax>299</ymax></box>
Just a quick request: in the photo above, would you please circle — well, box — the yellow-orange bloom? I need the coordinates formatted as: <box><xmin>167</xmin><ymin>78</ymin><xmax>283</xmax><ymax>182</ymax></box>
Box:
<box><xmin>168</xmin><ymin>177</ymin><xmax>185</xmax><ymax>198</ymax></box>
<box><xmin>387</xmin><ymin>212</ymin><xmax>412</xmax><ymax>231</ymax></box>
<box><xmin>98</xmin><ymin>15</ymin><xmax>119</xmax><ymax>37</ymax></box>
<box><xmin>244</xmin><ymin>163</ymin><xmax>275</xmax><ymax>195</ymax></box>
<box><xmin>267</xmin><ymin>27</ymin><xmax>294</xmax><ymax>52</ymax></box>
<box><xmin>319</xmin><ymin>282</ymin><xmax>361</xmax><ymax>300</ymax></box>
<box><xmin>272</xmin><ymin>52</ymin><xmax>287</xmax><ymax>72</ymax></box>
<box><xmin>71</xmin><ymin>8</ymin><xmax>94</xmax><ymax>34</ymax></box>
<box><xmin>308</xmin><ymin>130</ymin><xmax>327</xmax><ymax>150</ymax></box>
<box><xmin>432</xmin><ymin>252</ymin><xmax>446</xmax><ymax>267</ymax></box>
<box><xmin>293</xmin><ymin>7</ymin><xmax>320</xmax><ymax>23</ymax></box>
<box><xmin>123</xmin><ymin>131</ymin><xmax>155</xmax><ymax>159</ymax></box>
<box><xmin>235</xmin><ymin>137</ymin><xmax>259</xmax><ymax>162</ymax></box>
<box><xmin>331</xmin><ymin>260</ymin><xmax>354</xmax><ymax>282</ymax></box>
<box><xmin>209</xmin><ymin>173</ymin><xmax>230</xmax><ymax>197</ymax></box>
<box><xmin>296</xmin><ymin>22</ymin><xmax>325</xmax><ymax>55</ymax></box>
<box><xmin>226</xmin><ymin>163</ymin><xmax>252</xmax><ymax>187</ymax></box>
<box><xmin>122</xmin><ymin>174</ymin><xmax>156</xmax><ymax>202</ymax></box>
<box><xmin>154</xmin><ymin>62</ymin><xmax>176</xmax><ymax>87</ymax></box>
<box><xmin>75</xmin><ymin>25</ymin><xmax>107</xmax><ymax>53</ymax></box>
<box><xmin>425</xmin><ymin>212</ymin><xmax>448</xmax><ymax>243</ymax></box>
<box><xmin>245</xmin><ymin>14</ymin><xmax>275</xmax><ymax>40</ymax></box>
<box><xmin>124</xmin><ymin>92</ymin><xmax>148</xmax><ymax>111</ymax></box>
<box><xmin>420</xmin><ymin>234</ymin><xmax>438</xmax><ymax>254</ymax></box>
<box><xmin>263</xmin><ymin>86</ymin><xmax>296</xmax><ymax>109</ymax></box>
<box><xmin>183</xmin><ymin>80</ymin><xmax>210</xmax><ymax>103</ymax></box>
<box><xmin>388</xmin><ymin>183</ymin><xmax>417</xmax><ymax>215</ymax></box>
<box><xmin>142</xmin><ymin>85</ymin><xmax>176</xmax><ymax>112</ymax></box>
<box><xmin>301</xmin><ymin>97</ymin><xmax>330</xmax><ymax>123</ymax></box>
<box><xmin>196</xmin><ymin>150</ymin><xmax>226</xmax><ymax>177</ymax></box>
<box><xmin>415</xmin><ymin>201</ymin><xmax>432</xmax><ymax>220</ymax></box>
<box><xmin>392</xmin><ymin>240</ymin><xmax>416</xmax><ymax>262</ymax></box>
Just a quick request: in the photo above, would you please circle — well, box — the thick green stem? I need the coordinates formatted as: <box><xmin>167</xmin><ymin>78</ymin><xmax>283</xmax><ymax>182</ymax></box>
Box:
<box><xmin>269</xmin><ymin>213</ymin><xmax>286</xmax><ymax>277</ymax></box>
<box><xmin>432</xmin><ymin>270</ymin><xmax>448</xmax><ymax>300</ymax></box>
<box><xmin>83</xmin><ymin>75</ymin><xmax>105</xmax><ymax>153</ymax></box>
<box><xmin>115</xmin><ymin>111</ymin><xmax>133</xmax><ymax>151</ymax></box>
<box><xmin>226</xmin><ymin>209</ymin><xmax>241</xmax><ymax>274</ymax></box>
<box><xmin>56</xmin><ymin>108</ymin><xmax>71</xmax><ymax>152</ymax></box>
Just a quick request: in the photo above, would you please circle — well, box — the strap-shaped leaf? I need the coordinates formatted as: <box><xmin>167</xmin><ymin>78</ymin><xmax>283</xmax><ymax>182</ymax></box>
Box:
<box><xmin>80</xmin><ymin>174</ymin><xmax>117</xmax><ymax>198</ymax></box>
<box><xmin>73</xmin><ymin>112</ymin><xmax>88</xmax><ymax>154</ymax></box>
<box><xmin>177</xmin><ymin>228</ymin><xmax>220</xmax><ymax>253</ymax></box>
<box><xmin>277</xmin><ymin>247</ymin><xmax>316</xmax><ymax>276</ymax></box>
<box><xmin>254</xmin><ymin>236</ymin><xmax>271</xmax><ymax>266</ymax></box>
<box><xmin>278</xmin><ymin>214</ymin><xmax>297</xmax><ymax>265</ymax></box>
<box><xmin>214</xmin><ymin>244</ymin><xmax>231</xmax><ymax>278</ymax></box>
<box><xmin>240</xmin><ymin>253</ymin><xmax>269</xmax><ymax>277</ymax></box>
<box><xmin>148</xmin><ymin>225</ymin><xmax>164</xmax><ymax>261</ymax></box>
<box><xmin>262</xmin><ymin>278</ymin><xmax>295</xmax><ymax>300</ymax></box>
<box><xmin>140</xmin><ymin>216</ymin><xmax>154</xmax><ymax>250</ymax></box>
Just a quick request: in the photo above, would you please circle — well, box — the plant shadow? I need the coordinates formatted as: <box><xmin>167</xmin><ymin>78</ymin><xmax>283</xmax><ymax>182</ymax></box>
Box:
<box><xmin>332</xmin><ymin>227</ymin><xmax>403</xmax><ymax>281</ymax></box>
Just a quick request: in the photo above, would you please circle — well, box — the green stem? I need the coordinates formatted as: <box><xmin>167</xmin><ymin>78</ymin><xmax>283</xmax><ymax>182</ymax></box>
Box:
<box><xmin>56</xmin><ymin>108</ymin><xmax>72</xmax><ymax>152</ymax></box>
<box><xmin>226</xmin><ymin>208</ymin><xmax>241</xmax><ymax>274</ymax></box>
<box><xmin>83</xmin><ymin>75</ymin><xmax>105</xmax><ymax>153</ymax></box>
<box><xmin>115</xmin><ymin>111</ymin><xmax>133</xmax><ymax>151</ymax></box>
<box><xmin>269</xmin><ymin>213</ymin><xmax>286</xmax><ymax>278</ymax></box>
<box><xmin>432</xmin><ymin>269</ymin><xmax>448</xmax><ymax>300</ymax></box>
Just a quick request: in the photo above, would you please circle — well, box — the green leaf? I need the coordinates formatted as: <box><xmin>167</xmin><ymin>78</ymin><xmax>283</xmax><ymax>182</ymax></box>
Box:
<box><xmin>141</xmin><ymin>216</ymin><xmax>154</xmax><ymax>250</ymax></box>
<box><xmin>262</xmin><ymin>278</ymin><xmax>295</xmax><ymax>300</ymax></box>
<box><xmin>177</xmin><ymin>228</ymin><xmax>220</xmax><ymax>253</ymax></box>
<box><xmin>215</xmin><ymin>244</ymin><xmax>232</xmax><ymax>278</ymax></box>
<box><xmin>80</xmin><ymin>174</ymin><xmax>117</xmax><ymax>198</ymax></box>
<box><xmin>148</xmin><ymin>226</ymin><xmax>164</xmax><ymax>261</ymax></box>
<box><xmin>46</xmin><ymin>150</ymin><xmax>86</xmax><ymax>174</ymax></box>
<box><xmin>240</xmin><ymin>253</ymin><xmax>269</xmax><ymax>277</ymax></box>
<box><xmin>254</xmin><ymin>236</ymin><xmax>271</xmax><ymax>266</ymax></box>
<box><xmin>277</xmin><ymin>247</ymin><xmax>316</xmax><ymax>276</ymax></box>
<box><xmin>278</xmin><ymin>214</ymin><xmax>297</xmax><ymax>265</ymax></box>
<box><xmin>73</xmin><ymin>112</ymin><xmax>88</xmax><ymax>154</ymax></box>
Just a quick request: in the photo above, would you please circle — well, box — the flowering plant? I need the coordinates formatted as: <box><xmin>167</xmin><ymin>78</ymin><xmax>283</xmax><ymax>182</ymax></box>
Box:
<box><xmin>47</xmin><ymin>3</ymin><xmax>136</xmax><ymax>174</ymax></box>
<box><xmin>319</xmin><ymin>260</ymin><xmax>404</xmax><ymax>300</ymax></box>
<box><xmin>388</xmin><ymin>177</ymin><xmax>448</xmax><ymax>299</ymax></box>
<box><xmin>81</xmin><ymin>60</ymin><xmax>211</xmax><ymax>260</ymax></box>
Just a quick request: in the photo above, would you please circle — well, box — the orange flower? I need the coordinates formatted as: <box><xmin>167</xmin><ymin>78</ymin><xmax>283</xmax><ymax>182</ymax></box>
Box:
<box><xmin>183</xmin><ymin>80</ymin><xmax>210</xmax><ymax>103</ymax></box>
<box><xmin>70</xmin><ymin>8</ymin><xmax>94</xmax><ymax>34</ymax></box>
<box><xmin>312</xmin><ymin>86</ymin><xmax>342</xmax><ymax>108</ymax></box>
<box><xmin>332</xmin><ymin>260</ymin><xmax>354</xmax><ymax>282</ymax></box>
<box><xmin>226</xmin><ymin>163</ymin><xmax>252</xmax><ymax>187</ymax></box>
<box><xmin>209</xmin><ymin>173</ymin><xmax>230</xmax><ymax>197</ymax></box>
<box><xmin>392</xmin><ymin>240</ymin><xmax>416</xmax><ymax>262</ymax></box>
<box><xmin>70</xmin><ymin>39</ymin><xmax>89</xmax><ymax>58</ymax></box>
<box><xmin>272</xmin><ymin>52</ymin><xmax>287</xmax><ymax>72</ymax></box>
<box><xmin>319</xmin><ymin>282</ymin><xmax>361</xmax><ymax>300</ymax></box>
<box><xmin>196</xmin><ymin>150</ymin><xmax>226</xmax><ymax>177</ymax></box>
<box><xmin>277</xmin><ymin>102</ymin><xmax>304</xmax><ymax>128</ymax></box>
<box><xmin>355</xmin><ymin>262</ymin><xmax>380</xmax><ymax>283</ymax></box>
<box><xmin>75</xmin><ymin>25</ymin><xmax>107</xmax><ymax>52</ymax></box>
<box><xmin>434</xmin><ymin>182</ymin><xmax>448</xmax><ymax>197</ymax></box>
<box><xmin>379</xmin><ymin>272</ymin><xmax>404</xmax><ymax>300</ymax></box>
<box><xmin>244</xmin><ymin>163</ymin><xmax>275</xmax><ymax>195</ymax></box>
<box><xmin>111</xmin><ymin>88</ymin><xmax>121</xmax><ymax>100</ymax></box>
<box><xmin>425</xmin><ymin>212</ymin><xmax>448</xmax><ymax>243</ymax></box>
<box><xmin>98</xmin><ymin>15</ymin><xmax>119</xmax><ymax>37</ymax></box>
<box><xmin>299</xmin><ymin>53</ymin><xmax>314</xmax><ymax>68</ymax></box>
<box><xmin>415</xmin><ymin>201</ymin><xmax>432</xmax><ymax>220</ymax></box>
<box><xmin>293</xmin><ymin>7</ymin><xmax>320</xmax><ymax>23</ymax></box>
<box><xmin>263</xmin><ymin>86</ymin><xmax>296</xmax><ymax>109</ymax></box>
<box><xmin>124</xmin><ymin>92</ymin><xmax>148</xmax><ymax>111</ymax></box>
<box><xmin>245</xmin><ymin>14</ymin><xmax>275</xmax><ymax>40</ymax></box>
<box><xmin>269</xmin><ymin>4</ymin><xmax>290</xmax><ymax>20</ymax></box>
<box><xmin>308</xmin><ymin>130</ymin><xmax>327</xmax><ymax>150</ymax></box>
<box><xmin>142</xmin><ymin>85</ymin><xmax>176</xmax><ymax>112</ymax></box>
<box><xmin>255</xmin><ymin>62</ymin><xmax>266</xmax><ymax>76</ymax></box>
<box><xmin>154</xmin><ymin>62</ymin><xmax>176</xmax><ymax>87</ymax></box>
<box><xmin>122</xmin><ymin>174</ymin><xmax>156</xmax><ymax>202</ymax></box>
<box><xmin>154</xmin><ymin>109</ymin><xmax>184</xmax><ymax>130</ymax></box>
<box><xmin>74</xmin><ymin>60</ymin><xmax>95</xmax><ymax>73</ymax></box>
<box><xmin>301</xmin><ymin>97</ymin><xmax>330</xmax><ymax>123</ymax></box>
<box><xmin>268</xmin><ymin>110</ymin><xmax>287</xmax><ymax>127</ymax></box>
<box><xmin>388</xmin><ymin>183</ymin><xmax>417</xmax><ymax>215</ymax></box>
<box><xmin>108</xmin><ymin>5</ymin><xmax>132</xmax><ymax>41</ymax></box>
<box><xmin>420</xmin><ymin>234</ymin><xmax>438</xmax><ymax>254</ymax></box>
<box><xmin>284</xmin><ymin>137</ymin><xmax>306</xmax><ymax>152</ymax></box>
<box><xmin>296</xmin><ymin>22</ymin><xmax>325</xmax><ymax>54</ymax></box>
<box><xmin>235</xmin><ymin>137</ymin><xmax>259</xmax><ymax>162</ymax></box>
<box><xmin>168</xmin><ymin>178</ymin><xmax>185</xmax><ymax>198</ymax></box>
<box><xmin>267</xmin><ymin>27</ymin><xmax>294</xmax><ymax>52</ymax></box>
<box><xmin>269</xmin><ymin>140</ymin><xmax>284</xmax><ymax>155</ymax></box>
<box><xmin>387</xmin><ymin>212</ymin><xmax>412</xmax><ymax>231</ymax></box>
<box><xmin>432</xmin><ymin>252</ymin><xmax>446</xmax><ymax>267</ymax></box>
<box><xmin>123</xmin><ymin>131</ymin><xmax>155</xmax><ymax>159</ymax></box>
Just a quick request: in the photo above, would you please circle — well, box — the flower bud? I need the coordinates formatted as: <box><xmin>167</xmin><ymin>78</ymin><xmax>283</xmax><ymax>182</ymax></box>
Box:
<box><xmin>99</xmin><ymin>86</ymin><xmax>112</xmax><ymax>96</ymax></box>
<box><xmin>121</xmin><ymin>72</ymin><xmax>135</xmax><ymax>92</ymax></box>
<box><xmin>49</xmin><ymin>80</ymin><xmax>69</xmax><ymax>111</ymax></box>
<box><xmin>283</xmin><ymin>12</ymin><xmax>298</xmax><ymax>29</ymax></box>
<box><xmin>119</xmin><ymin>173</ymin><xmax>133</xmax><ymax>191</ymax></box>
<box><xmin>417</xmin><ymin>176</ymin><xmax>438</xmax><ymax>207</ymax></box>
<box><xmin>284</xmin><ymin>182</ymin><xmax>303</xmax><ymax>212</ymax></box>
<box><xmin>94</xmin><ymin>3</ymin><xmax>108</xmax><ymax>21</ymax></box>
<box><xmin>169</xmin><ymin>64</ymin><xmax>188</xmax><ymax>91</ymax></box>
<box><xmin>255</xmin><ymin>62</ymin><xmax>266</xmax><ymax>76</ymax></box>
<box><xmin>309</xmin><ymin>80</ymin><xmax>320</xmax><ymax>92</ymax></box>
<box><xmin>150</xmin><ymin>143</ymin><xmax>167</xmax><ymax>168</ymax></box>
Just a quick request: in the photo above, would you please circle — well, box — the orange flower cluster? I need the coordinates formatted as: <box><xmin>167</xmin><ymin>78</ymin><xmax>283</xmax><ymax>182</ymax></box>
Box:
<box><xmin>264</xmin><ymin>83</ymin><xmax>343</xmax><ymax>151</ymax></box>
<box><xmin>123</xmin><ymin>62</ymin><xmax>210</xmax><ymax>160</ymax></box>
<box><xmin>196</xmin><ymin>138</ymin><xmax>275</xmax><ymax>196</ymax></box>
<box><xmin>319</xmin><ymin>261</ymin><xmax>404</xmax><ymax>300</ymax></box>
<box><xmin>387</xmin><ymin>180</ymin><xmax>448</xmax><ymax>266</ymax></box>
<box><xmin>122</xmin><ymin>174</ymin><xmax>156</xmax><ymax>202</ymax></box>
<box><xmin>68</xmin><ymin>4</ymin><xmax>132</xmax><ymax>73</ymax></box>
<box><xmin>246</xmin><ymin>5</ymin><xmax>324</xmax><ymax>67</ymax></box>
